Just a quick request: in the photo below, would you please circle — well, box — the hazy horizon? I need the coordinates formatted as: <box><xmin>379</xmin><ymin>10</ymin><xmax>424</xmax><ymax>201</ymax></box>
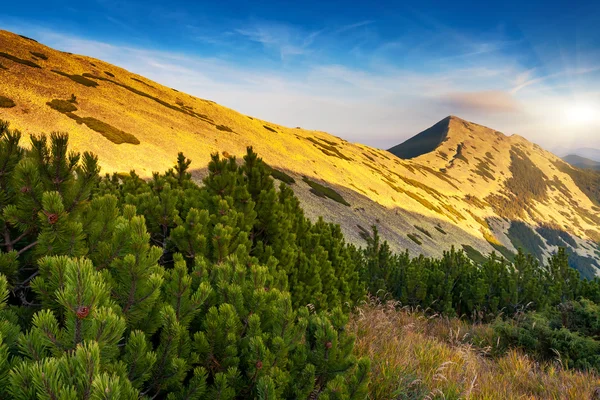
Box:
<box><xmin>2</xmin><ymin>0</ymin><xmax>600</xmax><ymax>152</ymax></box>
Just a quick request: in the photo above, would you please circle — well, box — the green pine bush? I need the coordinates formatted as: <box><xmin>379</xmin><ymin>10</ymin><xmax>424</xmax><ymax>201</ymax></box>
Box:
<box><xmin>0</xmin><ymin>120</ymin><xmax>368</xmax><ymax>399</ymax></box>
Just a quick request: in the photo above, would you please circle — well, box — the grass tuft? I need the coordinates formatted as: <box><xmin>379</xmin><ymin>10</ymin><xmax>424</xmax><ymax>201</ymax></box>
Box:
<box><xmin>104</xmin><ymin>71</ymin><xmax>115</xmax><ymax>77</ymax></box>
<box><xmin>263</xmin><ymin>125</ymin><xmax>277</xmax><ymax>133</ymax></box>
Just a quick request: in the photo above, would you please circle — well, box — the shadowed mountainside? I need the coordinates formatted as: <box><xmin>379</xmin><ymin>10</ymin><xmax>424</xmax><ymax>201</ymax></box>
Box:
<box><xmin>388</xmin><ymin>116</ymin><xmax>451</xmax><ymax>159</ymax></box>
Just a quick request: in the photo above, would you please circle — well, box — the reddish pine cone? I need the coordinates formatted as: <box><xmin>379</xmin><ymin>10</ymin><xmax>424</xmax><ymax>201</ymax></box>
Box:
<box><xmin>256</xmin><ymin>360</ymin><xmax>263</xmax><ymax>370</ymax></box>
<box><xmin>325</xmin><ymin>341</ymin><xmax>332</xmax><ymax>349</ymax></box>
<box><xmin>20</xmin><ymin>186</ymin><xmax>30</xmax><ymax>193</ymax></box>
<box><xmin>76</xmin><ymin>306</ymin><xmax>90</xmax><ymax>319</ymax></box>
<box><xmin>47</xmin><ymin>213</ymin><xmax>59</xmax><ymax>225</ymax></box>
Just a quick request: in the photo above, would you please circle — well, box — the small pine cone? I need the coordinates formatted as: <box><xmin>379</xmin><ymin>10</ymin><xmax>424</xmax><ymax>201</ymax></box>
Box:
<box><xmin>264</xmin><ymin>286</ymin><xmax>270</xmax><ymax>292</ymax></box>
<box><xmin>325</xmin><ymin>341</ymin><xmax>332</xmax><ymax>349</ymax></box>
<box><xmin>76</xmin><ymin>306</ymin><xmax>90</xmax><ymax>319</ymax></box>
<box><xmin>20</xmin><ymin>186</ymin><xmax>30</xmax><ymax>193</ymax></box>
<box><xmin>256</xmin><ymin>360</ymin><xmax>263</xmax><ymax>370</ymax></box>
<box><xmin>47</xmin><ymin>213</ymin><xmax>59</xmax><ymax>225</ymax></box>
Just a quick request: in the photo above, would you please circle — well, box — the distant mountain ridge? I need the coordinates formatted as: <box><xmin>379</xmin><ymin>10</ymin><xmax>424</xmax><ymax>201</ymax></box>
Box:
<box><xmin>1</xmin><ymin>29</ymin><xmax>600</xmax><ymax>278</ymax></box>
<box><xmin>563</xmin><ymin>154</ymin><xmax>600</xmax><ymax>171</ymax></box>
<box><xmin>564</xmin><ymin>148</ymin><xmax>600</xmax><ymax>162</ymax></box>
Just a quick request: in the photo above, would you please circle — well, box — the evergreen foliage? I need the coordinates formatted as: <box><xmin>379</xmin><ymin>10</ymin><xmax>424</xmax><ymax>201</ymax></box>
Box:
<box><xmin>0</xmin><ymin>121</ymin><xmax>368</xmax><ymax>399</ymax></box>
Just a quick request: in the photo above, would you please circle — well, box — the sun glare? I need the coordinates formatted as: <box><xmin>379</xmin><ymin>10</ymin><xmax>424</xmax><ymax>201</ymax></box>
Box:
<box><xmin>564</xmin><ymin>103</ymin><xmax>598</xmax><ymax>125</ymax></box>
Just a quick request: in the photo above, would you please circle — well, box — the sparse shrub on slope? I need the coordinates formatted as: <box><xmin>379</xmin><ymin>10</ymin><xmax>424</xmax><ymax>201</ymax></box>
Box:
<box><xmin>215</xmin><ymin>124</ymin><xmax>234</xmax><ymax>132</ymax></box>
<box><xmin>46</xmin><ymin>98</ymin><xmax>77</xmax><ymax>113</ymax></box>
<box><xmin>302</xmin><ymin>176</ymin><xmax>350</xmax><ymax>206</ymax></box>
<box><xmin>45</xmin><ymin>98</ymin><xmax>140</xmax><ymax>144</ymax></box>
<box><xmin>29</xmin><ymin>51</ymin><xmax>48</xmax><ymax>60</ymax></box>
<box><xmin>0</xmin><ymin>51</ymin><xmax>41</xmax><ymax>68</ymax></box>
<box><xmin>0</xmin><ymin>96</ymin><xmax>16</xmax><ymax>108</ymax></box>
<box><xmin>51</xmin><ymin>69</ymin><xmax>99</xmax><ymax>87</ymax></box>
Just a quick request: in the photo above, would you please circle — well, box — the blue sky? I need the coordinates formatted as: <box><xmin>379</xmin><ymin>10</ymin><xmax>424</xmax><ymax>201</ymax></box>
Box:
<box><xmin>2</xmin><ymin>0</ymin><xmax>600</xmax><ymax>151</ymax></box>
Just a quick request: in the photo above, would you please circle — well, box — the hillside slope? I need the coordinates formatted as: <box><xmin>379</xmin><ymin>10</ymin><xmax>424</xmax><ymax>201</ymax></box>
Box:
<box><xmin>1</xmin><ymin>30</ymin><xmax>600</xmax><ymax>277</ymax></box>
<box><xmin>563</xmin><ymin>154</ymin><xmax>600</xmax><ymax>171</ymax></box>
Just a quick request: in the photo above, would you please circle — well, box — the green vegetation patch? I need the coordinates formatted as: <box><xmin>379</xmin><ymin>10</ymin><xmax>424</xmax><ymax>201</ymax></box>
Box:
<box><xmin>407</xmin><ymin>233</ymin><xmax>422</xmax><ymax>245</ymax></box>
<box><xmin>434</xmin><ymin>225</ymin><xmax>447</xmax><ymax>235</ymax></box>
<box><xmin>266</xmin><ymin>166</ymin><xmax>295</xmax><ymax>185</ymax></box>
<box><xmin>472</xmin><ymin>159</ymin><xmax>495</xmax><ymax>182</ymax></box>
<box><xmin>302</xmin><ymin>176</ymin><xmax>350</xmax><ymax>206</ymax></box>
<box><xmin>51</xmin><ymin>70</ymin><xmax>99</xmax><ymax>87</ymax></box>
<box><xmin>46</xmin><ymin>98</ymin><xmax>139</xmax><ymax>144</ymax></box>
<box><xmin>68</xmin><ymin>114</ymin><xmax>140</xmax><ymax>145</ymax></box>
<box><xmin>507</xmin><ymin>147</ymin><xmax>548</xmax><ymax>202</ymax></box>
<box><xmin>486</xmin><ymin>147</ymin><xmax>549</xmax><ymax>219</ymax></box>
<box><xmin>414</xmin><ymin>225</ymin><xmax>432</xmax><ymax>238</ymax></box>
<box><xmin>0</xmin><ymin>96</ymin><xmax>16</xmax><ymax>108</ymax></box>
<box><xmin>462</xmin><ymin>244</ymin><xmax>487</xmax><ymax>265</ymax></box>
<box><xmin>0</xmin><ymin>52</ymin><xmax>41</xmax><ymax>68</ymax></box>
<box><xmin>46</xmin><ymin>99</ymin><xmax>78</xmax><ymax>113</ymax></box>
<box><xmin>29</xmin><ymin>51</ymin><xmax>48</xmax><ymax>60</ymax></box>
<box><xmin>488</xmin><ymin>241</ymin><xmax>515</xmax><ymax>262</ymax></box>
<box><xmin>507</xmin><ymin>221</ymin><xmax>545</xmax><ymax>262</ymax></box>
<box><xmin>263</xmin><ymin>125</ymin><xmax>278</xmax><ymax>133</ymax></box>
<box><xmin>215</xmin><ymin>125</ymin><xmax>234</xmax><ymax>133</ymax></box>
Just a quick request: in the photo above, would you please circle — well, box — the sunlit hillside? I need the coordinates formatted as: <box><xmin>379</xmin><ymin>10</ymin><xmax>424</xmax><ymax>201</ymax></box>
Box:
<box><xmin>1</xmin><ymin>29</ymin><xmax>599</xmax><ymax>276</ymax></box>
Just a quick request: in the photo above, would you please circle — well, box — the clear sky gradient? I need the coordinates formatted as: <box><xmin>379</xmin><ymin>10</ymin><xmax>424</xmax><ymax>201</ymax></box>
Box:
<box><xmin>2</xmin><ymin>0</ymin><xmax>600</xmax><ymax>152</ymax></box>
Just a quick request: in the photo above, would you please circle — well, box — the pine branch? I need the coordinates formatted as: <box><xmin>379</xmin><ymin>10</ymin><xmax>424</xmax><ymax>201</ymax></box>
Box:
<box><xmin>17</xmin><ymin>240</ymin><xmax>38</xmax><ymax>256</ymax></box>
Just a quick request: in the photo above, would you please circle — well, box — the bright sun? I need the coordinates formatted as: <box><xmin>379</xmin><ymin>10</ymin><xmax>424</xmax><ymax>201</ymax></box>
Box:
<box><xmin>564</xmin><ymin>103</ymin><xmax>598</xmax><ymax>125</ymax></box>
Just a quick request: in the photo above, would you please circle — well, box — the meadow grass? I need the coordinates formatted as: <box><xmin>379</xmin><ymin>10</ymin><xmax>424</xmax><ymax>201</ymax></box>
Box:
<box><xmin>350</xmin><ymin>301</ymin><xmax>600</xmax><ymax>399</ymax></box>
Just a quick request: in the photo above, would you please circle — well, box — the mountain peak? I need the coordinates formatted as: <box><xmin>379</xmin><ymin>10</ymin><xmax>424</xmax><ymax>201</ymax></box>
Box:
<box><xmin>387</xmin><ymin>116</ymin><xmax>452</xmax><ymax>159</ymax></box>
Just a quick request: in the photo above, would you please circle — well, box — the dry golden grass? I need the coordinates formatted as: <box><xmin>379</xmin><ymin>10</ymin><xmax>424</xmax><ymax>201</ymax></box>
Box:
<box><xmin>350</xmin><ymin>300</ymin><xmax>600</xmax><ymax>399</ymax></box>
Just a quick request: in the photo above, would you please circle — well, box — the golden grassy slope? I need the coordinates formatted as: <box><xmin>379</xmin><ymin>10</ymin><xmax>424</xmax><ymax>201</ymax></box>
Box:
<box><xmin>351</xmin><ymin>301</ymin><xmax>600</xmax><ymax>399</ymax></box>
<box><xmin>1</xmin><ymin>30</ymin><xmax>599</xmax><ymax>268</ymax></box>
